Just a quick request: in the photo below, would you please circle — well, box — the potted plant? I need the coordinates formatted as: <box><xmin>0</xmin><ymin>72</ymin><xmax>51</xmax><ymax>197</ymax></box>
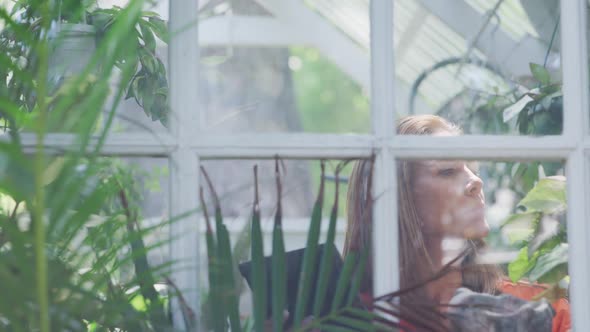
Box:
<box><xmin>501</xmin><ymin>176</ymin><xmax>568</xmax><ymax>299</ymax></box>
<box><xmin>0</xmin><ymin>0</ymin><xmax>170</xmax><ymax>129</ymax></box>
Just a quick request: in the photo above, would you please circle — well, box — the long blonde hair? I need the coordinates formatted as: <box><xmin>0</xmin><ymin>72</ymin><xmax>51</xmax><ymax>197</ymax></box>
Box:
<box><xmin>343</xmin><ymin>115</ymin><xmax>499</xmax><ymax>299</ymax></box>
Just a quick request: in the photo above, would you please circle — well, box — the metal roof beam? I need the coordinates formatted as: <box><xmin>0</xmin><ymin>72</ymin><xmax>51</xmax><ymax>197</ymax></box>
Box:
<box><xmin>199</xmin><ymin>16</ymin><xmax>308</xmax><ymax>46</ymax></box>
<box><xmin>417</xmin><ymin>0</ymin><xmax>549</xmax><ymax>77</ymax></box>
<box><xmin>254</xmin><ymin>0</ymin><xmax>371</xmax><ymax>90</ymax></box>
<box><xmin>201</xmin><ymin>0</ymin><xmax>431</xmax><ymax>114</ymax></box>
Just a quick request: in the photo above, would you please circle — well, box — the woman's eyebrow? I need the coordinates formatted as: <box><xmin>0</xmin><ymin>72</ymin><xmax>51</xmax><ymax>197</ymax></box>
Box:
<box><xmin>431</xmin><ymin>160</ymin><xmax>461</xmax><ymax>167</ymax></box>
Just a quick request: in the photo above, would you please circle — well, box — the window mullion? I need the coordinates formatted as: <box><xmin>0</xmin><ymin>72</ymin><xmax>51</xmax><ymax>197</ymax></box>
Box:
<box><xmin>566</xmin><ymin>150</ymin><xmax>590</xmax><ymax>330</ymax></box>
<box><xmin>561</xmin><ymin>0</ymin><xmax>590</xmax><ymax>330</ymax></box>
<box><xmin>561</xmin><ymin>1</ymin><xmax>590</xmax><ymax>140</ymax></box>
<box><xmin>168</xmin><ymin>0</ymin><xmax>200</xmax><ymax>328</ymax></box>
<box><xmin>370</xmin><ymin>0</ymin><xmax>398</xmax><ymax>297</ymax></box>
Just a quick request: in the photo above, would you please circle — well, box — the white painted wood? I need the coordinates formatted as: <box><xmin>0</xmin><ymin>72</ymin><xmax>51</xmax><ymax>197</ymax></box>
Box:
<box><xmin>192</xmin><ymin>133</ymin><xmax>374</xmax><ymax>158</ymax></box>
<box><xmin>388</xmin><ymin>135</ymin><xmax>574</xmax><ymax>160</ymax></box>
<box><xmin>560</xmin><ymin>0</ymin><xmax>590</xmax><ymax>330</ymax></box>
<box><xmin>169</xmin><ymin>0</ymin><xmax>200</xmax><ymax>329</ymax></box>
<box><xmin>373</xmin><ymin>147</ymin><xmax>399</xmax><ymax>297</ymax></box>
<box><xmin>566</xmin><ymin>150</ymin><xmax>590</xmax><ymax>331</ymax></box>
<box><xmin>9</xmin><ymin>132</ymin><xmax>176</xmax><ymax>155</ymax></box>
<box><xmin>168</xmin><ymin>152</ymin><xmax>200</xmax><ymax>330</ymax></box>
<box><xmin>10</xmin><ymin>132</ymin><xmax>583</xmax><ymax>159</ymax></box>
<box><xmin>193</xmin><ymin>148</ymin><xmax>373</xmax><ymax>159</ymax></box>
<box><xmin>561</xmin><ymin>2</ymin><xmax>590</xmax><ymax>141</ymax></box>
<box><xmin>370</xmin><ymin>0</ymin><xmax>399</xmax><ymax>298</ymax></box>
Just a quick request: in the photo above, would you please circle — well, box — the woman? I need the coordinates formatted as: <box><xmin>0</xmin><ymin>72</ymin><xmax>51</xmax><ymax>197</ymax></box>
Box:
<box><xmin>343</xmin><ymin>115</ymin><xmax>570</xmax><ymax>331</ymax></box>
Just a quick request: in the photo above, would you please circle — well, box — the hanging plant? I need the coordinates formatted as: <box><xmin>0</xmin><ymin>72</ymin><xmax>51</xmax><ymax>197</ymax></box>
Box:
<box><xmin>0</xmin><ymin>2</ymin><xmax>170</xmax><ymax>128</ymax></box>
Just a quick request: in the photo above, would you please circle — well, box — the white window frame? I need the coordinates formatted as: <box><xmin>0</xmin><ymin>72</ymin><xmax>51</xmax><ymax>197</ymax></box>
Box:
<box><xmin>14</xmin><ymin>0</ymin><xmax>590</xmax><ymax>330</ymax></box>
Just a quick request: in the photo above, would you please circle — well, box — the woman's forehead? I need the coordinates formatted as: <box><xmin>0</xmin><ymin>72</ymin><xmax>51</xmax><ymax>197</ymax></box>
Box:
<box><xmin>416</xmin><ymin>160</ymin><xmax>460</xmax><ymax>168</ymax></box>
<box><xmin>414</xmin><ymin>160</ymin><xmax>479</xmax><ymax>169</ymax></box>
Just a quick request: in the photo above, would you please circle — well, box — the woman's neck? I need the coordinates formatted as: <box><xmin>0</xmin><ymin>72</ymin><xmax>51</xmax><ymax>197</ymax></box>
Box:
<box><xmin>423</xmin><ymin>235</ymin><xmax>443</xmax><ymax>269</ymax></box>
<box><xmin>422</xmin><ymin>235</ymin><xmax>462</xmax><ymax>306</ymax></box>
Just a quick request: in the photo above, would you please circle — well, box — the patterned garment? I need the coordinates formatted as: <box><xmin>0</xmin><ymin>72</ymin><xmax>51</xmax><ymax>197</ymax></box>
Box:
<box><xmin>448</xmin><ymin>287</ymin><xmax>555</xmax><ymax>332</ymax></box>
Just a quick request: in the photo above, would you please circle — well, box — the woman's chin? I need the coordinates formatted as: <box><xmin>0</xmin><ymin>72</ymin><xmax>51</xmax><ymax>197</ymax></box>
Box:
<box><xmin>463</xmin><ymin>220</ymin><xmax>490</xmax><ymax>239</ymax></box>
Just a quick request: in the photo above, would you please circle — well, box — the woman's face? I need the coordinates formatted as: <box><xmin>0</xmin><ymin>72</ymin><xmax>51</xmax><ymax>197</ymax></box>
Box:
<box><xmin>411</xmin><ymin>138</ymin><xmax>488</xmax><ymax>239</ymax></box>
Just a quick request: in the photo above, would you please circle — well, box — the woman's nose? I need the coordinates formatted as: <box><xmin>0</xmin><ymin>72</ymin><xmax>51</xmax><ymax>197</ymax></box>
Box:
<box><xmin>465</xmin><ymin>171</ymin><xmax>483</xmax><ymax>197</ymax></box>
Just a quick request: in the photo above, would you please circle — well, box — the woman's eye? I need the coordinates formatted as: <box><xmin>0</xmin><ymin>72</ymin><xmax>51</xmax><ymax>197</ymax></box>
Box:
<box><xmin>439</xmin><ymin>168</ymin><xmax>456</xmax><ymax>176</ymax></box>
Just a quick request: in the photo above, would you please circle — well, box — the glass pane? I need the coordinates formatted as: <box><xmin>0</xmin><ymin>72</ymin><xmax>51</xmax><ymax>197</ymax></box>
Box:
<box><xmin>79</xmin><ymin>157</ymin><xmax>171</xmax><ymax>284</ymax></box>
<box><xmin>390</xmin><ymin>156</ymin><xmax>570</xmax><ymax>330</ymax></box>
<box><xmin>197</xmin><ymin>1</ymin><xmax>370</xmax><ymax>134</ymax></box>
<box><xmin>198</xmin><ymin>159</ymin><xmax>360</xmax><ymax>330</ymax></box>
<box><xmin>0</xmin><ymin>0</ymin><xmax>170</xmax><ymax>135</ymax></box>
<box><xmin>395</xmin><ymin>0</ymin><xmax>563</xmax><ymax>135</ymax></box>
<box><xmin>119</xmin><ymin>157</ymin><xmax>171</xmax><ymax>268</ymax></box>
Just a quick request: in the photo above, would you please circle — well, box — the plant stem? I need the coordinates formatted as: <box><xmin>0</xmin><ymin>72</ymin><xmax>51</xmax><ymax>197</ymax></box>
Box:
<box><xmin>34</xmin><ymin>2</ymin><xmax>51</xmax><ymax>331</ymax></box>
<box><xmin>543</xmin><ymin>17</ymin><xmax>560</xmax><ymax>68</ymax></box>
<box><xmin>9</xmin><ymin>201</ymin><xmax>21</xmax><ymax>220</ymax></box>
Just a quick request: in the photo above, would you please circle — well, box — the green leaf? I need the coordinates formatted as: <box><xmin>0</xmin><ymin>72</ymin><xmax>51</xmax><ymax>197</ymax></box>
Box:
<box><xmin>342</xmin><ymin>307</ymin><xmax>375</xmax><ymax>322</ymax></box>
<box><xmin>521</xmin><ymin>162</ymin><xmax>539</xmax><ymax>193</ymax></box>
<box><xmin>206</xmin><ymin>226</ymin><xmax>225</xmax><ymax>332</ymax></box>
<box><xmin>540</xmin><ymin>83</ymin><xmax>562</xmax><ymax>95</ymax></box>
<box><xmin>138</xmin><ymin>20</ymin><xmax>156</xmax><ymax>53</ymax></box>
<box><xmin>537</xmin><ymin>265</ymin><xmax>568</xmax><ymax>284</ymax></box>
<box><xmin>319</xmin><ymin>324</ymin><xmax>362</xmax><ymax>332</ymax></box>
<box><xmin>312</xmin><ymin>171</ymin><xmax>340</xmax><ymax>317</ymax></box>
<box><xmin>528</xmin><ymin>243</ymin><xmax>568</xmax><ymax>282</ymax></box>
<box><xmin>232</xmin><ymin>215</ymin><xmax>252</xmax><ymax>275</ymax></box>
<box><xmin>129</xmin><ymin>73</ymin><xmax>142</xmax><ymax>102</ymax></box>
<box><xmin>511</xmin><ymin>162</ymin><xmax>526</xmax><ymax>179</ymax></box>
<box><xmin>199</xmin><ymin>184</ymin><xmax>225</xmax><ymax>332</ymax></box>
<box><xmin>539</xmin><ymin>92</ymin><xmax>561</xmax><ymax>111</ymax></box>
<box><xmin>216</xmin><ymin>215</ymin><xmax>242</xmax><ymax>332</ymax></box>
<box><xmin>0</xmin><ymin>145</ymin><xmax>34</xmax><ymax>202</ymax></box>
<box><xmin>138</xmin><ymin>76</ymin><xmax>155</xmax><ymax>114</ymax></box>
<box><xmin>138</xmin><ymin>47</ymin><xmax>157</xmax><ymax>73</ymax></box>
<box><xmin>250</xmin><ymin>196</ymin><xmax>266</xmax><ymax>331</ymax></box>
<box><xmin>517</xmin><ymin>105</ymin><xmax>531</xmax><ymax>134</ymax></box>
<box><xmin>346</xmin><ymin>248</ymin><xmax>368</xmax><ymax>306</ymax></box>
<box><xmin>293</xmin><ymin>163</ymin><xmax>325</xmax><ymax>328</ymax></box>
<box><xmin>124</xmin><ymin>204</ymin><xmax>167</xmax><ymax>328</ymax></box>
<box><xmin>508</xmin><ymin>247</ymin><xmax>535</xmax><ymax>282</ymax></box>
<box><xmin>146</xmin><ymin>17</ymin><xmax>169</xmax><ymax>43</ymax></box>
<box><xmin>124</xmin><ymin>83</ymin><xmax>135</xmax><ymax>100</ymax></box>
<box><xmin>321</xmin><ymin>317</ymin><xmax>375</xmax><ymax>332</ymax></box>
<box><xmin>271</xmin><ymin>216</ymin><xmax>286</xmax><ymax>332</ymax></box>
<box><xmin>330</xmin><ymin>252</ymin><xmax>357</xmax><ymax>312</ymax></box>
<box><xmin>527</xmin><ymin>218</ymin><xmax>562</xmax><ymax>257</ymax></box>
<box><xmin>271</xmin><ymin>161</ymin><xmax>286</xmax><ymax>332</ymax></box>
<box><xmin>501</xmin><ymin>211</ymin><xmax>540</xmax><ymax>228</ymax></box>
<box><xmin>530</xmin><ymin>63</ymin><xmax>551</xmax><ymax>85</ymax></box>
<box><xmin>518</xmin><ymin>177</ymin><xmax>566</xmax><ymax>214</ymax></box>
<box><xmin>141</xmin><ymin>11</ymin><xmax>161</xmax><ymax>18</ymax></box>
<box><xmin>503</xmin><ymin>94</ymin><xmax>534</xmax><ymax>123</ymax></box>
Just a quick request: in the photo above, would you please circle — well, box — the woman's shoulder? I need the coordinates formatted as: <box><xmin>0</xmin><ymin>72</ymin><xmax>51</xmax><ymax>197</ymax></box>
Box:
<box><xmin>498</xmin><ymin>278</ymin><xmax>571</xmax><ymax>332</ymax></box>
